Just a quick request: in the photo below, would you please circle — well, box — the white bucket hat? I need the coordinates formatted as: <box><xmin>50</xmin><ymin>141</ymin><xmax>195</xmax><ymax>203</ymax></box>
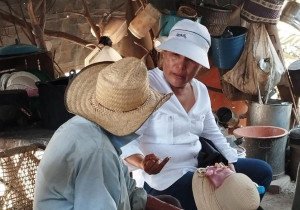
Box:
<box><xmin>65</xmin><ymin>57</ymin><xmax>172</xmax><ymax>136</ymax></box>
<box><xmin>192</xmin><ymin>169</ymin><xmax>260</xmax><ymax>210</ymax></box>
<box><xmin>157</xmin><ymin>19</ymin><xmax>211</xmax><ymax>68</ymax></box>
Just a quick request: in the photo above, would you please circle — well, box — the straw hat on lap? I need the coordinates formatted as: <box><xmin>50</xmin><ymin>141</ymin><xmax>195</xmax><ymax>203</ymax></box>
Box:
<box><xmin>192</xmin><ymin>169</ymin><xmax>260</xmax><ymax>210</ymax></box>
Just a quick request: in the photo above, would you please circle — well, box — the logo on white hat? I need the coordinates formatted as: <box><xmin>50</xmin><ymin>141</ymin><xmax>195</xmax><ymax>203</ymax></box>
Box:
<box><xmin>176</xmin><ymin>33</ymin><xmax>187</xmax><ymax>39</ymax></box>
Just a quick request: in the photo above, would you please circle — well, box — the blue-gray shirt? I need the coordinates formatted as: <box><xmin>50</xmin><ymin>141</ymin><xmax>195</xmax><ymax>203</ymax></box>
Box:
<box><xmin>33</xmin><ymin>116</ymin><xmax>147</xmax><ymax>210</ymax></box>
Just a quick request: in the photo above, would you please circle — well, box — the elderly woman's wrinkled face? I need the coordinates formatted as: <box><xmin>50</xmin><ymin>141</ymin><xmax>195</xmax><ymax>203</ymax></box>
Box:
<box><xmin>162</xmin><ymin>51</ymin><xmax>202</xmax><ymax>89</ymax></box>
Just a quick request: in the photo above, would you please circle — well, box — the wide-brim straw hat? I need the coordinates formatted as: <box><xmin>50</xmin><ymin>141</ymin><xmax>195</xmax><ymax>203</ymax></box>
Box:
<box><xmin>192</xmin><ymin>170</ymin><xmax>260</xmax><ymax>210</ymax></box>
<box><xmin>65</xmin><ymin>57</ymin><xmax>171</xmax><ymax>136</ymax></box>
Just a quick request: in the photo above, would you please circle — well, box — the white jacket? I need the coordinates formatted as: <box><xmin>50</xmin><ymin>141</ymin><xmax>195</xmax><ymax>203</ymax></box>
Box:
<box><xmin>121</xmin><ymin>68</ymin><xmax>238</xmax><ymax>191</ymax></box>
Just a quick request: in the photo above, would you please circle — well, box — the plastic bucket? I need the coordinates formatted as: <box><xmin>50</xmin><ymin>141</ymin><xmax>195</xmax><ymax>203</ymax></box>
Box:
<box><xmin>233</xmin><ymin>126</ymin><xmax>288</xmax><ymax>179</ymax></box>
<box><xmin>211</xmin><ymin>26</ymin><xmax>247</xmax><ymax>70</ymax></box>
<box><xmin>288</xmin><ymin>127</ymin><xmax>300</xmax><ymax>181</ymax></box>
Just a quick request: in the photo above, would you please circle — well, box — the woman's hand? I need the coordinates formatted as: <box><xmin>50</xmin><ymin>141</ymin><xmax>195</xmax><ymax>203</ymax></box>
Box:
<box><xmin>214</xmin><ymin>162</ymin><xmax>236</xmax><ymax>172</ymax></box>
<box><xmin>228</xmin><ymin>163</ymin><xmax>236</xmax><ymax>172</ymax></box>
<box><xmin>142</xmin><ymin>153</ymin><xmax>170</xmax><ymax>175</ymax></box>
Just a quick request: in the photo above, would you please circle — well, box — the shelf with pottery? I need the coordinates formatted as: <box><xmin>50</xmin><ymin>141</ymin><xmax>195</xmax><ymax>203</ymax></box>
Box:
<box><xmin>0</xmin><ymin>49</ymin><xmax>54</xmax><ymax>80</ymax></box>
<box><xmin>0</xmin><ymin>43</ymin><xmax>56</xmax><ymax>109</ymax></box>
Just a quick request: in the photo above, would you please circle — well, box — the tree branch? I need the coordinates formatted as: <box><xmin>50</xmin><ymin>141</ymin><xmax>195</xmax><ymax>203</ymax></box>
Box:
<box><xmin>44</xmin><ymin>29</ymin><xmax>94</xmax><ymax>49</ymax></box>
<box><xmin>27</xmin><ymin>0</ymin><xmax>47</xmax><ymax>50</ymax></box>
<box><xmin>0</xmin><ymin>0</ymin><xmax>21</xmax><ymax>41</ymax></box>
<box><xmin>0</xmin><ymin>0</ymin><xmax>19</xmax><ymax>16</ymax></box>
<box><xmin>18</xmin><ymin>0</ymin><xmax>36</xmax><ymax>44</ymax></box>
<box><xmin>39</xmin><ymin>0</ymin><xmax>46</xmax><ymax>31</ymax></box>
<box><xmin>0</xmin><ymin>10</ymin><xmax>94</xmax><ymax>49</ymax></box>
<box><xmin>80</xmin><ymin>0</ymin><xmax>100</xmax><ymax>43</ymax></box>
<box><xmin>20</xmin><ymin>26</ymin><xmax>35</xmax><ymax>44</ymax></box>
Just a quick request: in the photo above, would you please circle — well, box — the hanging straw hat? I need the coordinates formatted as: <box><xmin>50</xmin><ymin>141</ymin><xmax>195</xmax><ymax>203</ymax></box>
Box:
<box><xmin>192</xmin><ymin>169</ymin><xmax>260</xmax><ymax>210</ymax></box>
<box><xmin>65</xmin><ymin>57</ymin><xmax>171</xmax><ymax>136</ymax></box>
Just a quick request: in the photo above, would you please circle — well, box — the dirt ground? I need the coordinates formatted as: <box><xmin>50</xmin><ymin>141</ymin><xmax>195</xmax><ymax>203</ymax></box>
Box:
<box><xmin>261</xmin><ymin>175</ymin><xmax>296</xmax><ymax>210</ymax></box>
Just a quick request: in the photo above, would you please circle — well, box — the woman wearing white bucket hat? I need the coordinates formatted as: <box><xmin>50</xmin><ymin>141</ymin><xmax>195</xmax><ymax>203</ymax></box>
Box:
<box><xmin>33</xmin><ymin>57</ymin><xmax>184</xmax><ymax>210</ymax></box>
<box><xmin>121</xmin><ymin>20</ymin><xmax>272</xmax><ymax>210</ymax></box>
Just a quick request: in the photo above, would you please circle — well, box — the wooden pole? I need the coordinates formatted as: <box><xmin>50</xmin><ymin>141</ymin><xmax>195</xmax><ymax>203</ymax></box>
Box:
<box><xmin>266</xmin><ymin>24</ymin><xmax>300</xmax><ymax>126</ymax></box>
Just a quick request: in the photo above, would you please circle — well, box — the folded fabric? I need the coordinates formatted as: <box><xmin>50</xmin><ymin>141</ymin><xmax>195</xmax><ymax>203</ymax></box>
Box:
<box><xmin>205</xmin><ymin>165</ymin><xmax>234</xmax><ymax>188</ymax></box>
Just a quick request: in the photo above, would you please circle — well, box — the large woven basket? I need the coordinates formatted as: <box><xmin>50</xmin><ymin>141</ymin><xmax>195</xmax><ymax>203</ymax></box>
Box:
<box><xmin>241</xmin><ymin>0</ymin><xmax>285</xmax><ymax>24</ymax></box>
<box><xmin>0</xmin><ymin>144</ymin><xmax>45</xmax><ymax>209</ymax></box>
<box><xmin>197</xmin><ymin>4</ymin><xmax>232</xmax><ymax>36</ymax></box>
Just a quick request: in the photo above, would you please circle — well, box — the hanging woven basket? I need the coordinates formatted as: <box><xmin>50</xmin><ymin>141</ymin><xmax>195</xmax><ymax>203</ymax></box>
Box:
<box><xmin>197</xmin><ymin>4</ymin><xmax>232</xmax><ymax>36</ymax></box>
<box><xmin>241</xmin><ymin>0</ymin><xmax>285</xmax><ymax>24</ymax></box>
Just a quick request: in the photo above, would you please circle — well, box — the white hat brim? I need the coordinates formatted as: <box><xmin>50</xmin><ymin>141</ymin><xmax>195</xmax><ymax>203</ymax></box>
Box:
<box><xmin>157</xmin><ymin>38</ymin><xmax>210</xmax><ymax>69</ymax></box>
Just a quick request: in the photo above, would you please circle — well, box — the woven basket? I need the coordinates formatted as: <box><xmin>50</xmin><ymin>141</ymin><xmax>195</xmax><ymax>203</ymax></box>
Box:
<box><xmin>0</xmin><ymin>144</ymin><xmax>45</xmax><ymax>209</ymax></box>
<box><xmin>197</xmin><ymin>4</ymin><xmax>232</xmax><ymax>36</ymax></box>
<box><xmin>177</xmin><ymin>6</ymin><xmax>198</xmax><ymax>19</ymax></box>
<box><xmin>241</xmin><ymin>0</ymin><xmax>285</xmax><ymax>24</ymax></box>
<box><xmin>128</xmin><ymin>3</ymin><xmax>161</xmax><ymax>39</ymax></box>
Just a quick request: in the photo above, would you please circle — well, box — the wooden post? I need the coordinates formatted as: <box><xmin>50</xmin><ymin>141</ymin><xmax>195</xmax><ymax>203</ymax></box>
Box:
<box><xmin>266</xmin><ymin>24</ymin><xmax>300</xmax><ymax>126</ymax></box>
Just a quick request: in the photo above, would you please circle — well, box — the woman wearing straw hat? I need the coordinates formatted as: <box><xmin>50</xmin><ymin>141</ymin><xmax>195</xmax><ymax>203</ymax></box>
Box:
<box><xmin>33</xmin><ymin>57</ymin><xmax>183</xmax><ymax>210</ymax></box>
<box><xmin>121</xmin><ymin>19</ymin><xmax>273</xmax><ymax>210</ymax></box>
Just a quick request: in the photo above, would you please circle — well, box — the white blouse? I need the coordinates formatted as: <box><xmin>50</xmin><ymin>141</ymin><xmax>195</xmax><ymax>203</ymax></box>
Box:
<box><xmin>121</xmin><ymin>68</ymin><xmax>238</xmax><ymax>191</ymax></box>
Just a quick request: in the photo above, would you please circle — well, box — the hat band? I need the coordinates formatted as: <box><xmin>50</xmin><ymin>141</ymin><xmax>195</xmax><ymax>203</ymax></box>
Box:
<box><xmin>90</xmin><ymin>92</ymin><xmax>152</xmax><ymax>113</ymax></box>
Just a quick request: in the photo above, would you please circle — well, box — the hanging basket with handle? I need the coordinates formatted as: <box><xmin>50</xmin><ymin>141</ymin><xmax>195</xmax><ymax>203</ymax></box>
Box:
<box><xmin>197</xmin><ymin>2</ymin><xmax>235</xmax><ymax>36</ymax></box>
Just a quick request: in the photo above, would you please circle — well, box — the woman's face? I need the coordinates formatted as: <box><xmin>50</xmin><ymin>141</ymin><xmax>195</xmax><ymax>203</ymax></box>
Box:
<box><xmin>162</xmin><ymin>51</ymin><xmax>202</xmax><ymax>89</ymax></box>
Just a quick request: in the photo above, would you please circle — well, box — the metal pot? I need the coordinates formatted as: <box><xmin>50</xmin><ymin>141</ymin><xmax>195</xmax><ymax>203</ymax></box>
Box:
<box><xmin>247</xmin><ymin>99</ymin><xmax>292</xmax><ymax>131</ymax></box>
<box><xmin>280</xmin><ymin>0</ymin><xmax>300</xmax><ymax>30</ymax></box>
